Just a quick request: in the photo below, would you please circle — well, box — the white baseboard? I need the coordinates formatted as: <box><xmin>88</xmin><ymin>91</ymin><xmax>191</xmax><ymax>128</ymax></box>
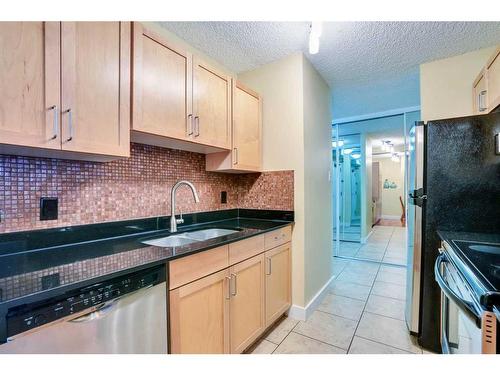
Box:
<box><xmin>361</xmin><ymin>230</ymin><xmax>373</xmax><ymax>244</ymax></box>
<box><xmin>380</xmin><ymin>215</ymin><xmax>400</xmax><ymax>220</ymax></box>
<box><xmin>288</xmin><ymin>274</ymin><xmax>336</xmax><ymax>321</ymax></box>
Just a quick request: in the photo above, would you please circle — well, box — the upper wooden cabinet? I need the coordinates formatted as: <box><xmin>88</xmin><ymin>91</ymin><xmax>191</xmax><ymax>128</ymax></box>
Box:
<box><xmin>206</xmin><ymin>80</ymin><xmax>262</xmax><ymax>173</ymax></box>
<box><xmin>131</xmin><ymin>23</ymin><xmax>232</xmax><ymax>153</ymax></box>
<box><xmin>60</xmin><ymin>22</ymin><xmax>130</xmax><ymax>157</ymax></box>
<box><xmin>0</xmin><ymin>22</ymin><xmax>130</xmax><ymax>160</ymax></box>
<box><xmin>486</xmin><ymin>47</ymin><xmax>500</xmax><ymax>112</ymax></box>
<box><xmin>0</xmin><ymin>22</ymin><xmax>60</xmax><ymax>151</ymax></box>
<box><xmin>472</xmin><ymin>46</ymin><xmax>500</xmax><ymax>115</ymax></box>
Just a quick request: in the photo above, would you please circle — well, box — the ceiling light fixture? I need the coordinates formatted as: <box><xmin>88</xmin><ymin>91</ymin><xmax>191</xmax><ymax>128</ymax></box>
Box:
<box><xmin>332</xmin><ymin>140</ymin><xmax>344</xmax><ymax>148</ymax></box>
<box><xmin>343</xmin><ymin>148</ymin><xmax>353</xmax><ymax>155</ymax></box>
<box><xmin>309</xmin><ymin>22</ymin><xmax>322</xmax><ymax>55</ymax></box>
<box><xmin>391</xmin><ymin>153</ymin><xmax>400</xmax><ymax>162</ymax></box>
<box><xmin>351</xmin><ymin>153</ymin><xmax>361</xmax><ymax>160</ymax></box>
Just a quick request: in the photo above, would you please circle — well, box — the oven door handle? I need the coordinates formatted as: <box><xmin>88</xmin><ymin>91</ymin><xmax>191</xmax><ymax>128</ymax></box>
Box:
<box><xmin>435</xmin><ymin>253</ymin><xmax>482</xmax><ymax>328</ymax></box>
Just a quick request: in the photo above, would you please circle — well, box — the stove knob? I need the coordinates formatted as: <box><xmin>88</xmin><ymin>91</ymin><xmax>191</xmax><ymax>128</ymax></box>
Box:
<box><xmin>34</xmin><ymin>314</ymin><xmax>47</xmax><ymax>325</ymax></box>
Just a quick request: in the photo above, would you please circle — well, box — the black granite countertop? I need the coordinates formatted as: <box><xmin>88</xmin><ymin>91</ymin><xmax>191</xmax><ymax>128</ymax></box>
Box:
<box><xmin>0</xmin><ymin>209</ymin><xmax>293</xmax><ymax>310</ymax></box>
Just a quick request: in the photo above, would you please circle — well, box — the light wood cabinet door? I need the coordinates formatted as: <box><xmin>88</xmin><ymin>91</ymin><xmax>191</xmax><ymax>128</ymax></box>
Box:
<box><xmin>472</xmin><ymin>69</ymin><xmax>488</xmax><ymax>115</ymax></box>
<box><xmin>265</xmin><ymin>243</ymin><xmax>291</xmax><ymax>327</ymax></box>
<box><xmin>193</xmin><ymin>57</ymin><xmax>231</xmax><ymax>149</ymax></box>
<box><xmin>169</xmin><ymin>268</ymin><xmax>230</xmax><ymax>354</ymax></box>
<box><xmin>486</xmin><ymin>48</ymin><xmax>500</xmax><ymax>112</ymax></box>
<box><xmin>60</xmin><ymin>22</ymin><xmax>130</xmax><ymax>157</ymax></box>
<box><xmin>229</xmin><ymin>253</ymin><xmax>265</xmax><ymax>353</ymax></box>
<box><xmin>132</xmin><ymin>23</ymin><xmax>192</xmax><ymax>141</ymax></box>
<box><xmin>232</xmin><ymin>81</ymin><xmax>262</xmax><ymax>171</ymax></box>
<box><xmin>0</xmin><ymin>22</ymin><xmax>60</xmax><ymax>150</ymax></box>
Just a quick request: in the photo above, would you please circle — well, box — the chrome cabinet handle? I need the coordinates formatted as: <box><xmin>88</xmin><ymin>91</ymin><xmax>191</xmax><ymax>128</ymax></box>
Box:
<box><xmin>230</xmin><ymin>273</ymin><xmax>237</xmax><ymax>296</ymax></box>
<box><xmin>478</xmin><ymin>90</ymin><xmax>487</xmax><ymax>112</ymax></box>
<box><xmin>49</xmin><ymin>105</ymin><xmax>58</xmax><ymax>140</ymax></box>
<box><xmin>225</xmin><ymin>276</ymin><xmax>231</xmax><ymax>300</ymax></box>
<box><xmin>194</xmin><ymin>116</ymin><xmax>200</xmax><ymax>137</ymax></box>
<box><xmin>65</xmin><ymin>109</ymin><xmax>73</xmax><ymax>142</ymax></box>
<box><xmin>266</xmin><ymin>258</ymin><xmax>272</xmax><ymax>275</ymax></box>
<box><xmin>233</xmin><ymin>148</ymin><xmax>238</xmax><ymax>165</ymax></box>
<box><xmin>187</xmin><ymin>114</ymin><xmax>193</xmax><ymax>136</ymax></box>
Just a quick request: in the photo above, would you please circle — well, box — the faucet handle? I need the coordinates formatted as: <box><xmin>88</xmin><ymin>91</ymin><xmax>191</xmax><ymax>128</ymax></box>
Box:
<box><xmin>176</xmin><ymin>208</ymin><xmax>184</xmax><ymax>225</ymax></box>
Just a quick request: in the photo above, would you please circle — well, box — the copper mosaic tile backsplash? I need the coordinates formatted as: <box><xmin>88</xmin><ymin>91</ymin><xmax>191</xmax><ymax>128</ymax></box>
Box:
<box><xmin>0</xmin><ymin>143</ymin><xmax>294</xmax><ymax>233</ymax></box>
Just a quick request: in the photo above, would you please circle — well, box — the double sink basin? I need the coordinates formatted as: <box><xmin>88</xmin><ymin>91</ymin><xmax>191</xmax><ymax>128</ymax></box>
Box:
<box><xmin>142</xmin><ymin>228</ymin><xmax>240</xmax><ymax>247</ymax></box>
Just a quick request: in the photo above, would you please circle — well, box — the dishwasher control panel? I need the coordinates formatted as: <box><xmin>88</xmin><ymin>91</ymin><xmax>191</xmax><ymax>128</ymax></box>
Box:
<box><xmin>6</xmin><ymin>266</ymin><xmax>165</xmax><ymax>338</ymax></box>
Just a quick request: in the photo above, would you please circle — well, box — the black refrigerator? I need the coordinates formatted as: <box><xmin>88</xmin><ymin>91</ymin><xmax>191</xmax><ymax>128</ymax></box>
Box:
<box><xmin>405</xmin><ymin>112</ymin><xmax>500</xmax><ymax>353</ymax></box>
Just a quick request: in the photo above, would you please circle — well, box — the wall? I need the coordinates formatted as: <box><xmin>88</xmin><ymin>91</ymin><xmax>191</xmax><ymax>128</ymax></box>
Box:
<box><xmin>239</xmin><ymin>53</ymin><xmax>333</xmax><ymax>310</ymax></box>
<box><xmin>0</xmin><ymin>143</ymin><xmax>293</xmax><ymax>233</ymax></box>
<box><xmin>375</xmin><ymin>156</ymin><xmax>404</xmax><ymax>218</ymax></box>
<box><xmin>333</xmin><ymin>71</ymin><xmax>420</xmax><ymax>120</ymax></box>
<box><xmin>420</xmin><ymin>45</ymin><xmax>497</xmax><ymax>121</ymax></box>
<box><xmin>302</xmin><ymin>56</ymin><xmax>333</xmax><ymax>305</ymax></box>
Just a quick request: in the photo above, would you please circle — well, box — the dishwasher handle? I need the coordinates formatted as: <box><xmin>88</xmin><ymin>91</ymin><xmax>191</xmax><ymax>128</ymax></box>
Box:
<box><xmin>70</xmin><ymin>284</ymin><xmax>153</xmax><ymax>323</ymax></box>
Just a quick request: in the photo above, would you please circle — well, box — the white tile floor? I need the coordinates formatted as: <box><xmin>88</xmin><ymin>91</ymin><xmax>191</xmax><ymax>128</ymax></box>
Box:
<box><xmin>248</xmin><ymin>225</ymin><xmax>428</xmax><ymax>354</ymax></box>
<box><xmin>334</xmin><ymin>225</ymin><xmax>407</xmax><ymax>266</ymax></box>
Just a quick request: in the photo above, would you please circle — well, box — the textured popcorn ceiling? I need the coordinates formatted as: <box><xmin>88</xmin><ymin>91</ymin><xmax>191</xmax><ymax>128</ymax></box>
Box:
<box><xmin>158</xmin><ymin>21</ymin><xmax>500</xmax><ymax>87</ymax></box>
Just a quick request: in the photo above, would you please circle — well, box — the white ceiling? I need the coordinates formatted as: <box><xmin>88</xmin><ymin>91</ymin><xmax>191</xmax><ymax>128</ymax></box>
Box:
<box><xmin>159</xmin><ymin>21</ymin><xmax>500</xmax><ymax>88</ymax></box>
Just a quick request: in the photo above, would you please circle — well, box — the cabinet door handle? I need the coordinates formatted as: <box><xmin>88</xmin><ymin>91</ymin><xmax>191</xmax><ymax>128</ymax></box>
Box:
<box><xmin>65</xmin><ymin>109</ymin><xmax>73</xmax><ymax>142</ymax></box>
<box><xmin>233</xmin><ymin>148</ymin><xmax>238</xmax><ymax>165</ymax></box>
<box><xmin>49</xmin><ymin>105</ymin><xmax>59</xmax><ymax>140</ymax></box>
<box><xmin>266</xmin><ymin>258</ymin><xmax>272</xmax><ymax>275</ymax></box>
<box><xmin>194</xmin><ymin>116</ymin><xmax>200</xmax><ymax>137</ymax></box>
<box><xmin>230</xmin><ymin>273</ymin><xmax>237</xmax><ymax>296</ymax></box>
<box><xmin>478</xmin><ymin>90</ymin><xmax>487</xmax><ymax>112</ymax></box>
<box><xmin>225</xmin><ymin>276</ymin><xmax>231</xmax><ymax>300</ymax></box>
<box><xmin>187</xmin><ymin>114</ymin><xmax>193</xmax><ymax>136</ymax></box>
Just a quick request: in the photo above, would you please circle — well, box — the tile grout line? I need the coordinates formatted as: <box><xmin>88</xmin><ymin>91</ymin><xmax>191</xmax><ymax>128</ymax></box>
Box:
<box><xmin>351</xmin><ymin>335</ymin><xmax>416</xmax><ymax>354</ymax></box>
<box><xmin>270</xmin><ymin>319</ymin><xmax>300</xmax><ymax>354</ymax></box>
<box><xmin>288</xmin><ymin>330</ymin><xmax>349</xmax><ymax>353</ymax></box>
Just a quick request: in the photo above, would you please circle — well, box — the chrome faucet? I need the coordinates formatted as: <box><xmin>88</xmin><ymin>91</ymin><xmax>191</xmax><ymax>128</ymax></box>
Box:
<box><xmin>170</xmin><ymin>180</ymin><xmax>200</xmax><ymax>233</ymax></box>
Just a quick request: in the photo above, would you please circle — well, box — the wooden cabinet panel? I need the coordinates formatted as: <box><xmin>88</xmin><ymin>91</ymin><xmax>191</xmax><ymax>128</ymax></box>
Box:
<box><xmin>264</xmin><ymin>226</ymin><xmax>292</xmax><ymax>250</ymax></box>
<box><xmin>169</xmin><ymin>245</ymin><xmax>229</xmax><ymax>290</ymax></box>
<box><xmin>0</xmin><ymin>22</ymin><xmax>60</xmax><ymax>150</ymax></box>
<box><xmin>132</xmin><ymin>23</ymin><xmax>192</xmax><ymax>141</ymax></box>
<box><xmin>193</xmin><ymin>57</ymin><xmax>231</xmax><ymax>149</ymax></box>
<box><xmin>232</xmin><ymin>81</ymin><xmax>261</xmax><ymax>170</ymax></box>
<box><xmin>60</xmin><ymin>22</ymin><xmax>129</xmax><ymax>157</ymax></box>
<box><xmin>265</xmin><ymin>243</ymin><xmax>291</xmax><ymax>327</ymax></box>
<box><xmin>473</xmin><ymin>69</ymin><xmax>488</xmax><ymax>115</ymax></box>
<box><xmin>487</xmin><ymin>48</ymin><xmax>500</xmax><ymax>111</ymax></box>
<box><xmin>228</xmin><ymin>234</ymin><xmax>265</xmax><ymax>265</ymax></box>
<box><xmin>229</xmin><ymin>254</ymin><xmax>265</xmax><ymax>353</ymax></box>
<box><xmin>169</xmin><ymin>268</ymin><xmax>230</xmax><ymax>354</ymax></box>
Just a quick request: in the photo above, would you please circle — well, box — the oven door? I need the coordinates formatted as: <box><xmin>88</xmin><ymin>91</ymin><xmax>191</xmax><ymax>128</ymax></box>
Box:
<box><xmin>435</xmin><ymin>253</ymin><xmax>484</xmax><ymax>354</ymax></box>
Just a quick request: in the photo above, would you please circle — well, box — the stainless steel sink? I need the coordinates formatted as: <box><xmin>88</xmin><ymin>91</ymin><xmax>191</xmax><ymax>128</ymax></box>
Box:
<box><xmin>142</xmin><ymin>235</ymin><xmax>198</xmax><ymax>247</ymax></box>
<box><xmin>183</xmin><ymin>228</ymin><xmax>239</xmax><ymax>241</ymax></box>
<box><xmin>142</xmin><ymin>228</ymin><xmax>239</xmax><ymax>247</ymax></box>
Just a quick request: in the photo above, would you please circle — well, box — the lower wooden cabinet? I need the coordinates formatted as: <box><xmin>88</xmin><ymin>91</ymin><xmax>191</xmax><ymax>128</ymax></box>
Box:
<box><xmin>265</xmin><ymin>243</ymin><xmax>292</xmax><ymax>326</ymax></box>
<box><xmin>168</xmin><ymin>228</ymin><xmax>292</xmax><ymax>354</ymax></box>
<box><xmin>229</xmin><ymin>254</ymin><xmax>265</xmax><ymax>353</ymax></box>
<box><xmin>169</xmin><ymin>268</ymin><xmax>230</xmax><ymax>354</ymax></box>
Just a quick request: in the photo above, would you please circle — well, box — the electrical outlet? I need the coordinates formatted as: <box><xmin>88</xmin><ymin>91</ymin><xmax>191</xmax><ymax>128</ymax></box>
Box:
<box><xmin>40</xmin><ymin>197</ymin><xmax>58</xmax><ymax>221</ymax></box>
<box><xmin>221</xmin><ymin>191</ymin><xmax>227</xmax><ymax>204</ymax></box>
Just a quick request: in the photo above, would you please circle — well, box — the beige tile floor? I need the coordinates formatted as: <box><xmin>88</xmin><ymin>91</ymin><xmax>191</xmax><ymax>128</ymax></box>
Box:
<box><xmin>248</xmin><ymin>228</ymin><xmax>429</xmax><ymax>354</ymax></box>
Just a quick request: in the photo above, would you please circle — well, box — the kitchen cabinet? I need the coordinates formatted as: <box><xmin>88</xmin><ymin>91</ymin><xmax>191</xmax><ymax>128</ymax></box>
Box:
<box><xmin>0</xmin><ymin>22</ymin><xmax>60</xmax><ymax>150</ymax></box>
<box><xmin>265</xmin><ymin>243</ymin><xmax>292</xmax><ymax>326</ymax></box>
<box><xmin>0</xmin><ymin>22</ymin><xmax>130</xmax><ymax>160</ymax></box>
<box><xmin>131</xmin><ymin>23</ymin><xmax>232</xmax><ymax>154</ymax></box>
<box><xmin>168</xmin><ymin>226</ymin><xmax>292</xmax><ymax>354</ymax></box>
<box><xmin>229</xmin><ymin>254</ymin><xmax>265</xmax><ymax>353</ymax></box>
<box><xmin>169</xmin><ymin>268</ymin><xmax>231</xmax><ymax>354</ymax></box>
<box><xmin>206</xmin><ymin>80</ymin><xmax>262</xmax><ymax>173</ymax></box>
<box><xmin>472</xmin><ymin>69</ymin><xmax>488</xmax><ymax>114</ymax></box>
<box><xmin>486</xmin><ymin>47</ymin><xmax>500</xmax><ymax>112</ymax></box>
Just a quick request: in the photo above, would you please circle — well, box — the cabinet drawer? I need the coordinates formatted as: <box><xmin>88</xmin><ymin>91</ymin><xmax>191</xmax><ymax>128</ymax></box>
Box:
<box><xmin>169</xmin><ymin>245</ymin><xmax>229</xmax><ymax>290</ymax></box>
<box><xmin>264</xmin><ymin>226</ymin><xmax>292</xmax><ymax>250</ymax></box>
<box><xmin>229</xmin><ymin>235</ymin><xmax>265</xmax><ymax>265</ymax></box>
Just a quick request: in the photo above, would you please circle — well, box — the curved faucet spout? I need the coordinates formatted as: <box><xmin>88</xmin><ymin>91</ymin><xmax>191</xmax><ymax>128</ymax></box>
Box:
<box><xmin>170</xmin><ymin>180</ymin><xmax>200</xmax><ymax>233</ymax></box>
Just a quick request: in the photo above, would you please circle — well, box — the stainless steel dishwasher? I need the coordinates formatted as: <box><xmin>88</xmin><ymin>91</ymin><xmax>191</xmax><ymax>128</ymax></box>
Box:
<box><xmin>0</xmin><ymin>266</ymin><xmax>167</xmax><ymax>354</ymax></box>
